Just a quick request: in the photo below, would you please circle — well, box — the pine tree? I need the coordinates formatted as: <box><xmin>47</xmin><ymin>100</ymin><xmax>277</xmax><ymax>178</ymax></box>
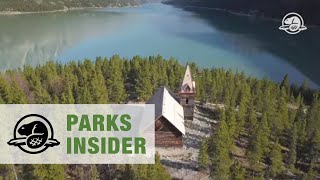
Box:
<box><xmin>0</xmin><ymin>76</ymin><xmax>14</xmax><ymax>103</ymax></box>
<box><xmin>269</xmin><ymin>142</ymin><xmax>284</xmax><ymax>177</ymax></box>
<box><xmin>199</xmin><ymin>140</ymin><xmax>209</xmax><ymax>170</ymax></box>
<box><xmin>295</xmin><ymin>103</ymin><xmax>307</xmax><ymax>145</ymax></box>
<box><xmin>61</xmin><ymin>82</ymin><xmax>75</xmax><ymax>104</ymax></box>
<box><xmin>134</xmin><ymin>61</ymin><xmax>153</xmax><ymax>101</ymax></box>
<box><xmin>236</xmin><ymin>83</ymin><xmax>251</xmax><ymax>136</ymax></box>
<box><xmin>277</xmin><ymin>88</ymin><xmax>289</xmax><ymax>131</ymax></box>
<box><xmin>90</xmin><ymin>165</ymin><xmax>99</xmax><ymax>180</ymax></box>
<box><xmin>230</xmin><ymin>160</ymin><xmax>246</xmax><ymax>180</ymax></box>
<box><xmin>0</xmin><ymin>96</ymin><xmax>4</xmax><ymax>104</ymax></box>
<box><xmin>106</xmin><ymin>56</ymin><xmax>127</xmax><ymax>103</ymax></box>
<box><xmin>306</xmin><ymin>94</ymin><xmax>319</xmax><ymax>137</ymax></box>
<box><xmin>226</xmin><ymin>107</ymin><xmax>237</xmax><ymax>138</ymax></box>
<box><xmin>91</xmin><ymin>68</ymin><xmax>108</xmax><ymax>104</ymax></box>
<box><xmin>21</xmin><ymin>165</ymin><xmax>36</xmax><ymax>179</ymax></box>
<box><xmin>306</xmin><ymin>130</ymin><xmax>320</xmax><ymax>177</ymax></box>
<box><xmin>31</xmin><ymin>78</ymin><xmax>52</xmax><ymax>104</ymax></box>
<box><xmin>306</xmin><ymin>160</ymin><xmax>317</xmax><ymax>179</ymax></box>
<box><xmin>253</xmin><ymin>81</ymin><xmax>264</xmax><ymax>113</ymax></box>
<box><xmin>10</xmin><ymin>81</ymin><xmax>28</xmax><ymax>104</ymax></box>
<box><xmin>34</xmin><ymin>165</ymin><xmax>65</xmax><ymax>180</ymax></box>
<box><xmin>280</xmin><ymin>74</ymin><xmax>290</xmax><ymax>96</ymax></box>
<box><xmin>247</xmin><ymin>104</ymin><xmax>258</xmax><ymax>135</ymax></box>
<box><xmin>134</xmin><ymin>164</ymin><xmax>148</xmax><ymax>180</ymax></box>
<box><xmin>168</xmin><ymin>67</ymin><xmax>176</xmax><ymax>90</ymax></box>
<box><xmin>247</xmin><ymin>114</ymin><xmax>270</xmax><ymax>168</ymax></box>
<box><xmin>124</xmin><ymin>165</ymin><xmax>134</xmax><ymax>180</ymax></box>
<box><xmin>300</xmin><ymin>80</ymin><xmax>308</xmax><ymax>97</ymax></box>
<box><xmin>210</xmin><ymin>112</ymin><xmax>233</xmax><ymax>179</ymax></box>
<box><xmin>152</xmin><ymin>153</ymin><xmax>171</xmax><ymax>180</ymax></box>
<box><xmin>0</xmin><ymin>165</ymin><xmax>16</xmax><ymax>180</ymax></box>
<box><xmin>288</xmin><ymin>124</ymin><xmax>298</xmax><ymax>169</ymax></box>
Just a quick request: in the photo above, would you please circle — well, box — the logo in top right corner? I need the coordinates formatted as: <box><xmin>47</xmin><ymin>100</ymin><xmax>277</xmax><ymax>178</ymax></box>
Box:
<box><xmin>279</xmin><ymin>12</ymin><xmax>307</xmax><ymax>34</ymax></box>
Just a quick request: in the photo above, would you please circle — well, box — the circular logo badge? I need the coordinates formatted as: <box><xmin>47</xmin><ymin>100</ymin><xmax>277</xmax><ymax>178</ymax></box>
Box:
<box><xmin>279</xmin><ymin>12</ymin><xmax>307</xmax><ymax>34</ymax></box>
<box><xmin>7</xmin><ymin>114</ymin><xmax>60</xmax><ymax>154</ymax></box>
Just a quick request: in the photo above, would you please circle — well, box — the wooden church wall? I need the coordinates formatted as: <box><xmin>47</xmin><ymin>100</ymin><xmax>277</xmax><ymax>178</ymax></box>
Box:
<box><xmin>155</xmin><ymin>116</ymin><xmax>183</xmax><ymax>147</ymax></box>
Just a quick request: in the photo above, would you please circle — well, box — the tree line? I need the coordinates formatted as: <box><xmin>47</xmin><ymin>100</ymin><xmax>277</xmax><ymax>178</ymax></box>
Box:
<box><xmin>166</xmin><ymin>0</ymin><xmax>320</xmax><ymax>25</ymax></box>
<box><xmin>0</xmin><ymin>55</ymin><xmax>319</xmax><ymax>179</ymax></box>
<box><xmin>0</xmin><ymin>0</ymin><xmax>140</xmax><ymax>12</ymax></box>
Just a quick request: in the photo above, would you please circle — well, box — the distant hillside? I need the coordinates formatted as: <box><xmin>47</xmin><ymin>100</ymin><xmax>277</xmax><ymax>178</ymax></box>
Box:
<box><xmin>165</xmin><ymin>0</ymin><xmax>320</xmax><ymax>25</ymax></box>
<box><xmin>0</xmin><ymin>0</ymin><xmax>141</xmax><ymax>12</ymax></box>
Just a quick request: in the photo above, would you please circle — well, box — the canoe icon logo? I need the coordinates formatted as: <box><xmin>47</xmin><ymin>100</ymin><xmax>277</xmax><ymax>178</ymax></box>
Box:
<box><xmin>279</xmin><ymin>12</ymin><xmax>307</xmax><ymax>34</ymax></box>
<box><xmin>8</xmin><ymin>114</ymin><xmax>60</xmax><ymax>154</ymax></box>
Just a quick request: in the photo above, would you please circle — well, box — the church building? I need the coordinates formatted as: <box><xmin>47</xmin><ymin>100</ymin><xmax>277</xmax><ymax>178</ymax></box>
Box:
<box><xmin>146</xmin><ymin>87</ymin><xmax>185</xmax><ymax>147</ymax></box>
<box><xmin>146</xmin><ymin>65</ymin><xmax>196</xmax><ymax>147</ymax></box>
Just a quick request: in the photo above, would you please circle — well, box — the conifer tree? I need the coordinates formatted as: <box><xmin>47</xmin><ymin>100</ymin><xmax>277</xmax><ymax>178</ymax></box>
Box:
<box><xmin>295</xmin><ymin>103</ymin><xmax>307</xmax><ymax>145</ymax></box>
<box><xmin>0</xmin><ymin>165</ymin><xmax>16</xmax><ymax>180</ymax></box>
<box><xmin>21</xmin><ymin>165</ymin><xmax>36</xmax><ymax>179</ymax></box>
<box><xmin>10</xmin><ymin>81</ymin><xmax>28</xmax><ymax>104</ymax></box>
<box><xmin>91</xmin><ymin>68</ymin><xmax>108</xmax><ymax>104</ymax></box>
<box><xmin>61</xmin><ymin>82</ymin><xmax>75</xmax><ymax>104</ymax></box>
<box><xmin>226</xmin><ymin>107</ymin><xmax>237</xmax><ymax>138</ymax></box>
<box><xmin>277</xmin><ymin>88</ymin><xmax>289</xmax><ymax>131</ymax></box>
<box><xmin>306</xmin><ymin>161</ymin><xmax>317</xmax><ymax>179</ymax></box>
<box><xmin>247</xmin><ymin>104</ymin><xmax>258</xmax><ymax>135</ymax></box>
<box><xmin>210</xmin><ymin>111</ymin><xmax>233</xmax><ymax>179</ymax></box>
<box><xmin>230</xmin><ymin>160</ymin><xmax>246</xmax><ymax>180</ymax></box>
<box><xmin>269</xmin><ymin>142</ymin><xmax>284</xmax><ymax>177</ymax></box>
<box><xmin>306</xmin><ymin>94</ymin><xmax>319</xmax><ymax>137</ymax></box>
<box><xmin>90</xmin><ymin>165</ymin><xmax>99</xmax><ymax>180</ymax></box>
<box><xmin>34</xmin><ymin>165</ymin><xmax>65</xmax><ymax>180</ymax></box>
<box><xmin>168</xmin><ymin>67</ymin><xmax>176</xmax><ymax>90</ymax></box>
<box><xmin>236</xmin><ymin>83</ymin><xmax>251</xmax><ymax>136</ymax></box>
<box><xmin>0</xmin><ymin>96</ymin><xmax>4</xmax><ymax>104</ymax></box>
<box><xmin>124</xmin><ymin>165</ymin><xmax>134</xmax><ymax>180</ymax></box>
<box><xmin>280</xmin><ymin>74</ymin><xmax>290</xmax><ymax>97</ymax></box>
<box><xmin>151</xmin><ymin>153</ymin><xmax>171</xmax><ymax>180</ymax></box>
<box><xmin>106</xmin><ymin>56</ymin><xmax>127</xmax><ymax>103</ymax></box>
<box><xmin>199</xmin><ymin>140</ymin><xmax>209</xmax><ymax>170</ymax></box>
<box><xmin>134</xmin><ymin>61</ymin><xmax>153</xmax><ymax>101</ymax></box>
<box><xmin>32</xmin><ymin>82</ymin><xmax>52</xmax><ymax>104</ymax></box>
<box><xmin>306</xmin><ymin>130</ymin><xmax>320</xmax><ymax>177</ymax></box>
<box><xmin>288</xmin><ymin>124</ymin><xmax>298</xmax><ymax>169</ymax></box>
<box><xmin>247</xmin><ymin>114</ymin><xmax>270</xmax><ymax>168</ymax></box>
<box><xmin>0</xmin><ymin>76</ymin><xmax>14</xmax><ymax>103</ymax></box>
<box><xmin>300</xmin><ymin>80</ymin><xmax>309</xmax><ymax>97</ymax></box>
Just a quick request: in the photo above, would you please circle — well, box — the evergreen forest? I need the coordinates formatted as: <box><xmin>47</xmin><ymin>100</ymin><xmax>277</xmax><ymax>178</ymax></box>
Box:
<box><xmin>0</xmin><ymin>55</ymin><xmax>319</xmax><ymax>179</ymax></box>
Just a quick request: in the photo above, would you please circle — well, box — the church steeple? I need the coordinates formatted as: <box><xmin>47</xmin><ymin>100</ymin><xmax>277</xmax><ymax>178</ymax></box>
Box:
<box><xmin>180</xmin><ymin>65</ymin><xmax>195</xmax><ymax>94</ymax></box>
<box><xmin>178</xmin><ymin>65</ymin><xmax>195</xmax><ymax>120</ymax></box>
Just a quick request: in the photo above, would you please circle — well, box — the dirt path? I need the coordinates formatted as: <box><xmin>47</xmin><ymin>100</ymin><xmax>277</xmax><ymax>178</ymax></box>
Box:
<box><xmin>157</xmin><ymin>104</ymin><xmax>218</xmax><ymax>180</ymax></box>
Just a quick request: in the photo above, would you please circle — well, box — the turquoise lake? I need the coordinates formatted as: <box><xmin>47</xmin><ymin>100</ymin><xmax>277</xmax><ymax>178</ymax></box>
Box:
<box><xmin>0</xmin><ymin>3</ymin><xmax>319</xmax><ymax>88</ymax></box>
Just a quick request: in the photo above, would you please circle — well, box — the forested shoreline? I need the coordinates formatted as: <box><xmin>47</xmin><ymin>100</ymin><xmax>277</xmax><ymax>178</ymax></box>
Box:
<box><xmin>0</xmin><ymin>55</ymin><xmax>319</xmax><ymax>179</ymax></box>
<box><xmin>0</xmin><ymin>0</ymin><xmax>142</xmax><ymax>13</ymax></box>
<box><xmin>165</xmin><ymin>0</ymin><xmax>320</xmax><ymax>25</ymax></box>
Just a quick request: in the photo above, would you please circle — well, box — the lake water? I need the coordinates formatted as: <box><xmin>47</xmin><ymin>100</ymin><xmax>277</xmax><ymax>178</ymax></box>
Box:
<box><xmin>0</xmin><ymin>3</ymin><xmax>319</xmax><ymax>88</ymax></box>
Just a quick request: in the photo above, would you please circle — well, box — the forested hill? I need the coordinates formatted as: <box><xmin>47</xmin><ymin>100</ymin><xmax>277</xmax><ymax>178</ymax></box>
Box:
<box><xmin>165</xmin><ymin>0</ymin><xmax>320</xmax><ymax>25</ymax></box>
<box><xmin>0</xmin><ymin>56</ymin><xmax>319</xmax><ymax>178</ymax></box>
<box><xmin>0</xmin><ymin>0</ymin><xmax>141</xmax><ymax>12</ymax></box>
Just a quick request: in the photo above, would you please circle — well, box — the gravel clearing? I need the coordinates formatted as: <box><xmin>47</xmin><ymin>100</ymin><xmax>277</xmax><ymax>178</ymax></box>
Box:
<box><xmin>157</xmin><ymin>104</ymin><xmax>219</xmax><ymax>180</ymax></box>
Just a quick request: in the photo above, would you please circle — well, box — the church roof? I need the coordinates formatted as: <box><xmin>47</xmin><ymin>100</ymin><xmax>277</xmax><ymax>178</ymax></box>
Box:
<box><xmin>146</xmin><ymin>87</ymin><xmax>185</xmax><ymax>135</ymax></box>
<box><xmin>180</xmin><ymin>65</ymin><xmax>195</xmax><ymax>93</ymax></box>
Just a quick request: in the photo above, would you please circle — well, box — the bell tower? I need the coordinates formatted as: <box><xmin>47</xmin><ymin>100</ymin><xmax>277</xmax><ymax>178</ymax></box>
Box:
<box><xmin>179</xmin><ymin>65</ymin><xmax>195</xmax><ymax>120</ymax></box>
